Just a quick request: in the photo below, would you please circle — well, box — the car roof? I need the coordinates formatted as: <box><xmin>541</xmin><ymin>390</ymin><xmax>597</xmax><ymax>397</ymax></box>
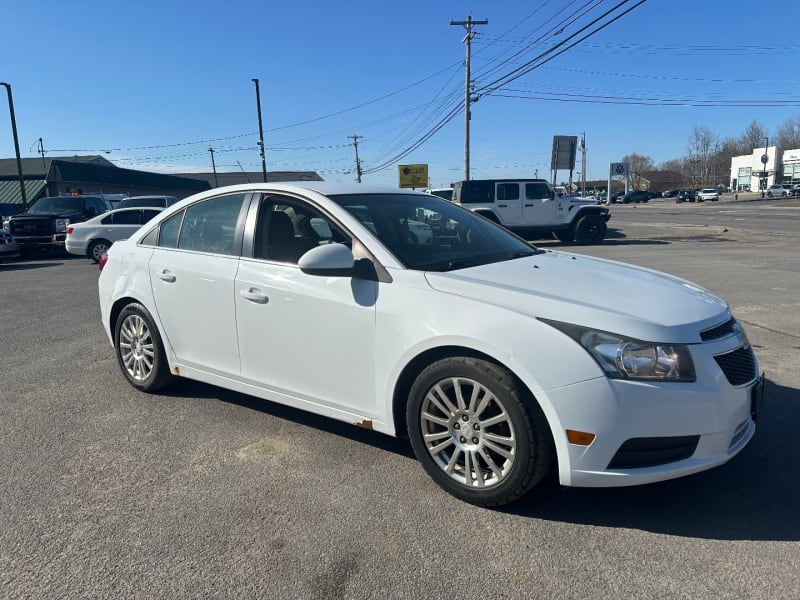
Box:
<box><xmin>177</xmin><ymin>181</ymin><xmax>425</xmax><ymax>201</ymax></box>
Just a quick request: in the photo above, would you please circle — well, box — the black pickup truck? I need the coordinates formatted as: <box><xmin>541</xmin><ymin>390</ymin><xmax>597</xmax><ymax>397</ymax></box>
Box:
<box><xmin>2</xmin><ymin>195</ymin><xmax>111</xmax><ymax>254</ymax></box>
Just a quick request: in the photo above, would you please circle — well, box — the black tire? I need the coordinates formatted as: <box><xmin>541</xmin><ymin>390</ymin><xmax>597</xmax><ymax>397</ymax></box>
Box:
<box><xmin>574</xmin><ymin>214</ymin><xmax>607</xmax><ymax>244</ymax></box>
<box><xmin>87</xmin><ymin>239</ymin><xmax>111</xmax><ymax>263</ymax></box>
<box><xmin>114</xmin><ymin>302</ymin><xmax>175</xmax><ymax>392</ymax></box>
<box><xmin>553</xmin><ymin>229</ymin><xmax>574</xmax><ymax>243</ymax></box>
<box><xmin>406</xmin><ymin>357</ymin><xmax>553</xmax><ymax>507</ymax></box>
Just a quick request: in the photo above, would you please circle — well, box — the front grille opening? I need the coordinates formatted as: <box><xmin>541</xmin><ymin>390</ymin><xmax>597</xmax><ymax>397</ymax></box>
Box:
<box><xmin>608</xmin><ymin>435</ymin><xmax>700</xmax><ymax>469</ymax></box>
<box><xmin>700</xmin><ymin>317</ymin><xmax>737</xmax><ymax>341</ymax></box>
<box><xmin>714</xmin><ymin>346</ymin><xmax>757</xmax><ymax>386</ymax></box>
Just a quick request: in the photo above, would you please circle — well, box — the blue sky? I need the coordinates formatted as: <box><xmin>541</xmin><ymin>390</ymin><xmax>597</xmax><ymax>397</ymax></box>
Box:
<box><xmin>2</xmin><ymin>0</ymin><xmax>799</xmax><ymax>188</ymax></box>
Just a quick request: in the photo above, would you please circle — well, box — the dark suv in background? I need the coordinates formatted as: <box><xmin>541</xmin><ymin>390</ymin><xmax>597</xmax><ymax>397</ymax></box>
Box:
<box><xmin>2</xmin><ymin>195</ymin><xmax>111</xmax><ymax>254</ymax></box>
<box><xmin>621</xmin><ymin>190</ymin><xmax>650</xmax><ymax>203</ymax></box>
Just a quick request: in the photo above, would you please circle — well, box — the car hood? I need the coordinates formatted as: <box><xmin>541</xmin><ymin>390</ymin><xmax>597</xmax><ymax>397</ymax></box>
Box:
<box><xmin>14</xmin><ymin>211</ymin><xmax>83</xmax><ymax>219</ymax></box>
<box><xmin>424</xmin><ymin>251</ymin><xmax>729</xmax><ymax>343</ymax></box>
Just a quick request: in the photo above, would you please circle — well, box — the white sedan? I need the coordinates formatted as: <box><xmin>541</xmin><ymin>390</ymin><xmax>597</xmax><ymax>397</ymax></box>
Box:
<box><xmin>98</xmin><ymin>182</ymin><xmax>762</xmax><ymax>507</ymax></box>
<box><xmin>66</xmin><ymin>207</ymin><xmax>163</xmax><ymax>262</ymax></box>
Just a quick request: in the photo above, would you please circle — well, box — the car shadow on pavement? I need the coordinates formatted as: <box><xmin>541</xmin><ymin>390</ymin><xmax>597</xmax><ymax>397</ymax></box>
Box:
<box><xmin>507</xmin><ymin>377</ymin><xmax>800</xmax><ymax>541</ymax></box>
<box><xmin>533</xmin><ymin>228</ymin><xmax>671</xmax><ymax>248</ymax></box>
<box><xmin>160</xmin><ymin>379</ymin><xmax>416</xmax><ymax>459</ymax></box>
<box><xmin>0</xmin><ymin>261</ymin><xmax>68</xmax><ymax>271</ymax></box>
<box><xmin>160</xmin><ymin>377</ymin><xmax>798</xmax><ymax>541</ymax></box>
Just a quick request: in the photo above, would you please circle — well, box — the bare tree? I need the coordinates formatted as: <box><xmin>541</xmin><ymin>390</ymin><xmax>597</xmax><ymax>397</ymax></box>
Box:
<box><xmin>687</xmin><ymin>125</ymin><xmax>719</xmax><ymax>186</ymax></box>
<box><xmin>622</xmin><ymin>153</ymin><xmax>655</xmax><ymax>189</ymax></box>
<box><xmin>712</xmin><ymin>137</ymin><xmax>743</xmax><ymax>187</ymax></box>
<box><xmin>775</xmin><ymin>114</ymin><xmax>800</xmax><ymax>151</ymax></box>
<box><xmin>739</xmin><ymin>120</ymin><xmax>769</xmax><ymax>151</ymax></box>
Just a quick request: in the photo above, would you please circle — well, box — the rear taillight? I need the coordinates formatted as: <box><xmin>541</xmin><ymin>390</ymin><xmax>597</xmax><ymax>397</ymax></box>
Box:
<box><xmin>66</xmin><ymin>226</ymin><xmax>74</xmax><ymax>234</ymax></box>
<box><xmin>98</xmin><ymin>253</ymin><xmax>108</xmax><ymax>272</ymax></box>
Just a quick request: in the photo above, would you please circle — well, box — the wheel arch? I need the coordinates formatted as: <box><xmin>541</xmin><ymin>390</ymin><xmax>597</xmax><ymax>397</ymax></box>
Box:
<box><xmin>109</xmin><ymin>295</ymin><xmax>170</xmax><ymax>363</ymax></box>
<box><xmin>391</xmin><ymin>344</ymin><xmax>555</xmax><ymax>451</ymax></box>
<box><xmin>471</xmin><ymin>209</ymin><xmax>501</xmax><ymax>224</ymax></box>
<box><xmin>87</xmin><ymin>237</ymin><xmax>112</xmax><ymax>260</ymax></box>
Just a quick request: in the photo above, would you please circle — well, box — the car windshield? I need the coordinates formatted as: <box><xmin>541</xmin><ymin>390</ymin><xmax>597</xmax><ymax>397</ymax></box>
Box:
<box><xmin>329</xmin><ymin>193</ymin><xmax>542</xmax><ymax>272</ymax></box>
<box><xmin>28</xmin><ymin>197</ymin><xmax>84</xmax><ymax>212</ymax></box>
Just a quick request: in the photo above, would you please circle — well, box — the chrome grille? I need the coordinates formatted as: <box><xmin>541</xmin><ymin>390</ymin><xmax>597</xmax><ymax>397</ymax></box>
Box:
<box><xmin>700</xmin><ymin>317</ymin><xmax>737</xmax><ymax>341</ymax></box>
<box><xmin>714</xmin><ymin>346</ymin><xmax>757</xmax><ymax>386</ymax></box>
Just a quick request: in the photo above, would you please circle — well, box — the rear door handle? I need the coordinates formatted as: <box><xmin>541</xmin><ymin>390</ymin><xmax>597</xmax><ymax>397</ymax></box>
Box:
<box><xmin>240</xmin><ymin>288</ymin><xmax>269</xmax><ymax>304</ymax></box>
<box><xmin>497</xmin><ymin>204</ymin><xmax>508</xmax><ymax>208</ymax></box>
<box><xmin>157</xmin><ymin>269</ymin><xmax>176</xmax><ymax>283</ymax></box>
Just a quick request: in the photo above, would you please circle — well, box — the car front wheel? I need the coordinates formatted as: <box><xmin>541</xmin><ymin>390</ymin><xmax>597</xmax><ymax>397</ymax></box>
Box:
<box><xmin>574</xmin><ymin>214</ymin><xmax>607</xmax><ymax>243</ymax></box>
<box><xmin>114</xmin><ymin>302</ymin><xmax>175</xmax><ymax>392</ymax></box>
<box><xmin>407</xmin><ymin>357</ymin><xmax>553</xmax><ymax>507</ymax></box>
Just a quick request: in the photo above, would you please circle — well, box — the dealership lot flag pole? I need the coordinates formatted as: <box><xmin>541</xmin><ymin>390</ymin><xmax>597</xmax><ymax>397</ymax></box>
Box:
<box><xmin>1</xmin><ymin>82</ymin><xmax>27</xmax><ymax>210</ymax></box>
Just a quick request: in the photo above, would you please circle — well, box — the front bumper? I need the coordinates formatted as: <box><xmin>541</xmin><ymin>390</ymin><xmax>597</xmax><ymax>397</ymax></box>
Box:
<box><xmin>541</xmin><ymin>336</ymin><xmax>761</xmax><ymax>488</ymax></box>
<box><xmin>14</xmin><ymin>234</ymin><xmax>66</xmax><ymax>248</ymax></box>
<box><xmin>0</xmin><ymin>244</ymin><xmax>20</xmax><ymax>260</ymax></box>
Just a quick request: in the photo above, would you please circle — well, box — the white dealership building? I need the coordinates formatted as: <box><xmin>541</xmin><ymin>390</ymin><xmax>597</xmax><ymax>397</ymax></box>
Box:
<box><xmin>730</xmin><ymin>146</ymin><xmax>800</xmax><ymax>191</ymax></box>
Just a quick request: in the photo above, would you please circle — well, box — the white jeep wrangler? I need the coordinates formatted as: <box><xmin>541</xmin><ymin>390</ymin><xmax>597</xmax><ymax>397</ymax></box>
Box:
<box><xmin>451</xmin><ymin>179</ymin><xmax>610</xmax><ymax>244</ymax></box>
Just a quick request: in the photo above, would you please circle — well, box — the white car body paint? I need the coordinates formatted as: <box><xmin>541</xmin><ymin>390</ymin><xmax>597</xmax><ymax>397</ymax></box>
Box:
<box><xmin>98</xmin><ymin>182</ymin><xmax>759</xmax><ymax>490</ymax></box>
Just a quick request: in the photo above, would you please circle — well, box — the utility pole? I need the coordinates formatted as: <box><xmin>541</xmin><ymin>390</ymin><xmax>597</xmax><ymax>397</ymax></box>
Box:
<box><xmin>580</xmin><ymin>132</ymin><xmax>587</xmax><ymax>197</ymax></box>
<box><xmin>208</xmin><ymin>147</ymin><xmax>218</xmax><ymax>187</ymax></box>
<box><xmin>252</xmin><ymin>78</ymin><xmax>267</xmax><ymax>182</ymax></box>
<box><xmin>349</xmin><ymin>134</ymin><xmax>363</xmax><ymax>183</ymax></box>
<box><xmin>450</xmin><ymin>15</ymin><xmax>488</xmax><ymax>181</ymax></box>
<box><xmin>1</xmin><ymin>82</ymin><xmax>27</xmax><ymax>210</ymax></box>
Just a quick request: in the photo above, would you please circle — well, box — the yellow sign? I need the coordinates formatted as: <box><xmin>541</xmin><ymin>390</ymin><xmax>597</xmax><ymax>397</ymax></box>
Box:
<box><xmin>398</xmin><ymin>164</ymin><xmax>428</xmax><ymax>188</ymax></box>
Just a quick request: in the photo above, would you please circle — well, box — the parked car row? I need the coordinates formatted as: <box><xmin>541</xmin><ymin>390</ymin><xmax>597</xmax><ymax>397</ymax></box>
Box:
<box><xmin>1</xmin><ymin>194</ymin><xmax>179</xmax><ymax>260</ymax></box>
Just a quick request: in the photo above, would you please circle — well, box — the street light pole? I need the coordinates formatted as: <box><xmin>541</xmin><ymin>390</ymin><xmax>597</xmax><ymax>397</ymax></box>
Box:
<box><xmin>252</xmin><ymin>78</ymin><xmax>267</xmax><ymax>183</ymax></box>
<box><xmin>762</xmin><ymin>137</ymin><xmax>769</xmax><ymax>193</ymax></box>
<box><xmin>1</xmin><ymin>82</ymin><xmax>28</xmax><ymax>210</ymax></box>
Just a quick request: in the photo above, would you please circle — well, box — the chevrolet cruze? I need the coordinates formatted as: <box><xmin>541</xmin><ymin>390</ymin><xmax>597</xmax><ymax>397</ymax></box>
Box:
<box><xmin>98</xmin><ymin>182</ymin><xmax>763</xmax><ymax>506</ymax></box>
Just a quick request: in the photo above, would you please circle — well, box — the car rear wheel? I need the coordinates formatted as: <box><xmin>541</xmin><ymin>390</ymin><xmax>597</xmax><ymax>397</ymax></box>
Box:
<box><xmin>114</xmin><ymin>302</ymin><xmax>175</xmax><ymax>392</ymax></box>
<box><xmin>88</xmin><ymin>239</ymin><xmax>111</xmax><ymax>263</ymax></box>
<box><xmin>407</xmin><ymin>357</ymin><xmax>553</xmax><ymax>507</ymax></box>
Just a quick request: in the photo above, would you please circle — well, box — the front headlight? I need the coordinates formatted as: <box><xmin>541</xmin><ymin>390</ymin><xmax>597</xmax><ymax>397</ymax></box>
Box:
<box><xmin>55</xmin><ymin>218</ymin><xmax>69</xmax><ymax>233</ymax></box>
<box><xmin>542</xmin><ymin>319</ymin><xmax>695</xmax><ymax>382</ymax></box>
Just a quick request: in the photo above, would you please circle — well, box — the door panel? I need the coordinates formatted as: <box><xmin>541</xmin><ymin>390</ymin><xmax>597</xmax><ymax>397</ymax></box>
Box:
<box><xmin>235</xmin><ymin>260</ymin><xmax>377</xmax><ymax>415</ymax></box>
<box><xmin>149</xmin><ymin>249</ymin><xmax>241</xmax><ymax>375</ymax></box>
<box><xmin>494</xmin><ymin>182</ymin><xmax>523</xmax><ymax>224</ymax></box>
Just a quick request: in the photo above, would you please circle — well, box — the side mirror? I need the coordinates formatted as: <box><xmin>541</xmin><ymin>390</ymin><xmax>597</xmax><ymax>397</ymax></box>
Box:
<box><xmin>298</xmin><ymin>243</ymin><xmax>355</xmax><ymax>276</ymax></box>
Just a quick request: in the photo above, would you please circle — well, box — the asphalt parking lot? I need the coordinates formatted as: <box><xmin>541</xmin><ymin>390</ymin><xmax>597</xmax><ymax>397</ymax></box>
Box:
<box><xmin>1</xmin><ymin>202</ymin><xmax>798</xmax><ymax>599</ymax></box>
